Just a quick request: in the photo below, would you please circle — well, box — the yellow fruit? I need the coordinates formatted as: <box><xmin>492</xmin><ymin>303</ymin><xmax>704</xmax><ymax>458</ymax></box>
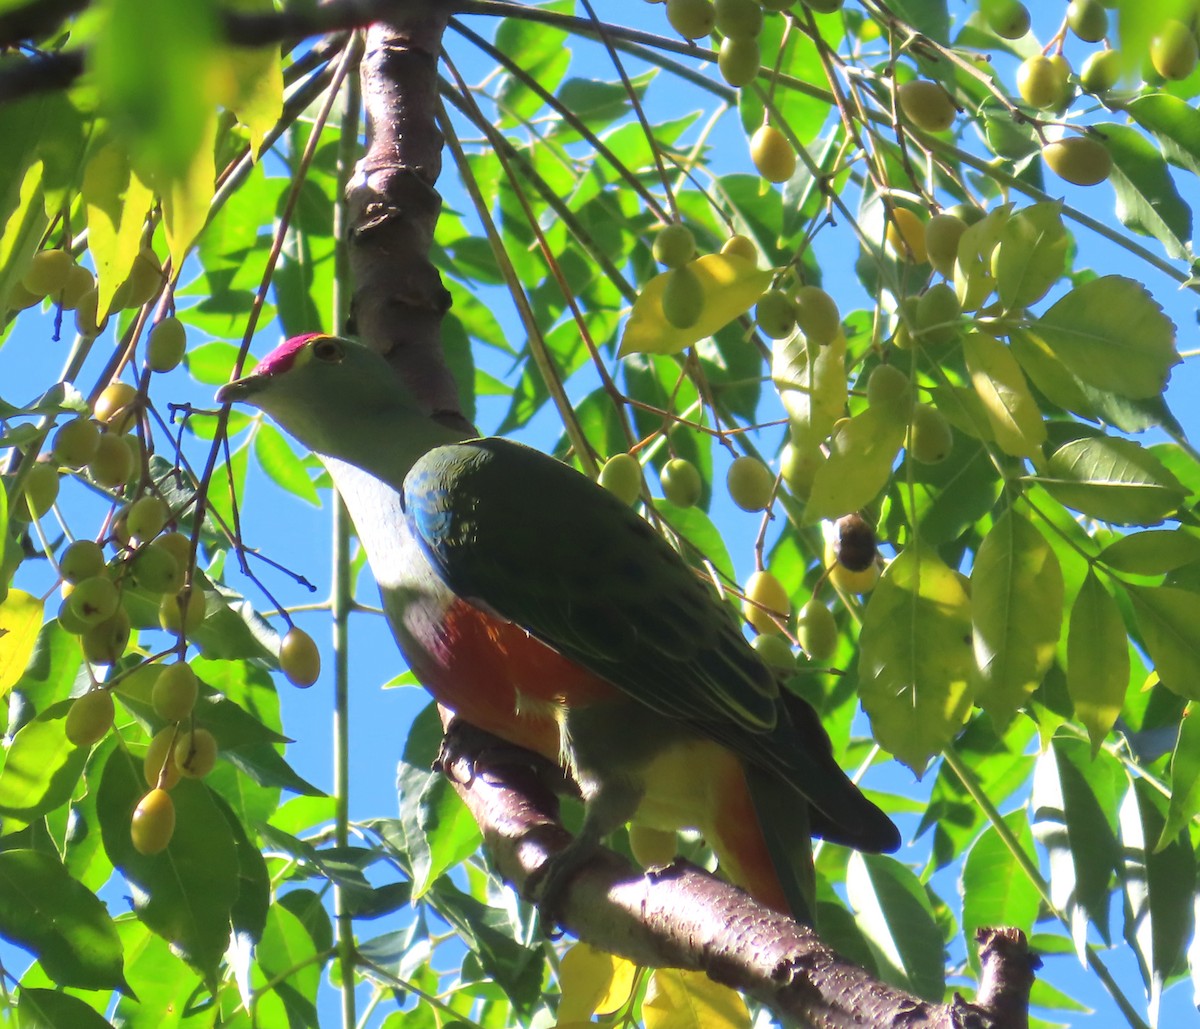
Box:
<box><xmin>147</xmin><ymin>317</ymin><xmax>186</xmax><ymax>373</ymax></box>
<box><xmin>68</xmin><ymin>574</ymin><xmax>120</xmax><ymax>626</ymax></box>
<box><xmin>986</xmin><ymin>0</ymin><xmax>1030</xmax><ymax>38</ymax></box>
<box><xmin>886</xmin><ymin>208</ymin><xmax>927</xmax><ymax>263</ymax></box>
<box><xmin>866</xmin><ymin>364</ymin><xmax>911</xmax><ymax>410</ymax></box>
<box><xmin>1042</xmin><ymin>136</ymin><xmax>1112</xmax><ymax>186</ymax></box>
<box><xmin>898</xmin><ymin>80</ymin><xmax>956</xmax><ymax>133</ymax></box>
<box><xmin>82</xmin><ymin>609</ymin><xmax>131</xmax><ymax>665</ymax></box>
<box><xmin>780</xmin><ymin>441</ymin><xmax>822</xmax><ymax>499</ymax></box>
<box><xmin>652</xmin><ymin>224</ymin><xmax>696</xmax><ymax>269</ymax></box>
<box><xmin>792</xmin><ymin>285</ymin><xmax>841</xmax><ymax>346</ymax></box>
<box><xmin>915</xmin><ymin>282</ymin><xmax>961</xmax><ymax>345</ymax></box>
<box><xmin>144</xmin><ymin>728</ymin><xmax>182</xmax><ymax>789</ymax></box>
<box><xmin>52</xmin><ymin>417</ymin><xmax>100</xmax><ymax>468</ymax></box>
<box><xmin>94</xmin><ymin>382</ymin><xmax>138</xmax><ymax>433</ymax></box>
<box><xmin>718</xmin><ymin>36</ymin><xmax>760</xmax><ymax>87</ymax></box>
<box><xmin>65</xmin><ymin>689</ymin><xmax>115</xmax><ymax>747</ymax></box>
<box><xmin>126</xmin><ymin>495</ymin><xmax>169</xmax><ymax>541</ymax></box>
<box><xmin>1080</xmin><ymin>49</ymin><xmax>1123</xmax><ymax>94</ymax></box>
<box><xmin>726</xmin><ymin>455</ymin><xmax>775</xmax><ymax>511</ymax></box>
<box><xmin>829</xmin><ymin>560</ymin><xmax>880</xmax><ymax>594</ymax></box>
<box><xmin>629</xmin><ymin>824</ymin><xmax>678</xmax><ymax>868</ymax></box>
<box><xmin>22</xmin><ymin>249</ymin><xmax>75</xmax><ymax>297</ymax></box>
<box><xmin>131</xmin><ymin>789</ymin><xmax>175</xmax><ymax>855</ymax></box>
<box><xmin>720</xmin><ymin>234</ymin><xmax>757</xmax><ymax>263</ymax></box>
<box><xmin>88</xmin><ymin>433</ymin><xmax>134</xmax><ymax>489</ymax></box>
<box><xmin>152</xmin><ymin>662</ymin><xmax>199</xmax><ymax>722</ymax></box>
<box><xmin>123</xmin><ymin>248</ymin><xmax>163</xmax><ymax>308</ymax></box>
<box><xmin>74</xmin><ymin>288</ymin><xmax>107</xmax><ymax>336</ymax></box>
<box><xmin>1017</xmin><ymin>55</ymin><xmax>1069</xmax><ymax>110</ymax></box>
<box><xmin>750</xmin><ymin>124</ymin><xmax>795</xmax><ymax>183</ymax></box>
<box><xmin>18</xmin><ymin>462</ymin><xmax>59</xmax><ymax>520</ymax></box>
<box><xmin>661</xmin><ymin>457</ymin><xmax>702</xmax><ymax>507</ymax></box>
<box><xmin>924</xmin><ymin>213</ymin><xmax>967</xmax><ymax>278</ymax></box>
<box><xmin>60</xmin><ymin>264</ymin><xmax>95</xmax><ymax>310</ymax></box>
<box><xmin>599</xmin><ymin>453</ymin><xmax>642</xmax><ymax>505</ymax></box>
<box><xmin>666</xmin><ymin>0</ymin><xmax>715</xmax><ymax>39</ymax></box>
<box><xmin>661</xmin><ymin>264</ymin><xmax>704</xmax><ymax>329</ymax></box>
<box><xmin>797</xmin><ymin>600</ymin><xmax>838</xmax><ymax>662</ymax></box>
<box><xmin>174</xmin><ymin>728</ymin><xmax>218</xmax><ymax>779</ymax></box>
<box><xmin>743</xmin><ymin>569</ymin><xmax>789</xmax><ymax>634</ymax></box>
<box><xmin>751</xmin><ymin>632</ymin><xmax>796</xmax><ymax>670</ymax></box>
<box><xmin>756</xmin><ymin>289</ymin><xmax>796</xmax><ymax>339</ymax></box>
<box><xmin>280</xmin><ymin>627</ymin><xmax>321</xmax><ymax>688</ymax></box>
<box><xmin>156</xmin><ymin>531</ymin><xmax>193</xmax><ymax>569</ymax></box>
<box><xmin>908</xmin><ymin>403</ymin><xmax>954</xmax><ymax>463</ymax></box>
<box><xmin>159</xmin><ymin>587</ymin><xmax>206</xmax><ymax>636</ymax></box>
<box><xmin>1067</xmin><ymin>0</ymin><xmax>1107</xmax><ymax>43</ymax></box>
<box><xmin>132</xmin><ymin>541</ymin><xmax>184</xmax><ymax>595</ymax></box>
<box><xmin>60</xmin><ymin>539</ymin><xmax>106</xmax><ymax>584</ymax></box>
<box><xmin>1151</xmin><ymin>20</ymin><xmax>1198</xmax><ymax>81</ymax></box>
<box><xmin>714</xmin><ymin>0</ymin><xmax>763</xmax><ymax>38</ymax></box>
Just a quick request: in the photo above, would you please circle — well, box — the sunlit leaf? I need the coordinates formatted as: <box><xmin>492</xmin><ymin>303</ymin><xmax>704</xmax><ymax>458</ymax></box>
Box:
<box><xmin>774</xmin><ymin>331</ymin><xmax>846</xmax><ymax>448</ymax></box>
<box><xmin>963</xmin><ymin>333</ymin><xmax>1045</xmax><ymax>458</ymax></box>
<box><xmin>803</xmin><ymin>406</ymin><xmax>906</xmax><ymax>524</ymax></box>
<box><xmin>643</xmin><ymin>967</ymin><xmax>751</xmax><ymax>1029</ymax></box>
<box><xmin>558</xmin><ymin>942</ymin><xmax>638</xmax><ymax>1022</ymax></box>
<box><xmin>961</xmin><ymin>813</ymin><xmax>1040</xmax><ymax>973</ymax></box>
<box><xmin>0</xmin><ymin>589</ymin><xmax>43</xmax><ymax>696</ymax></box>
<box><xmin>1068</xmin><ymin>571</ymin><xmax>1129</xmax><ymax>753</ymax></box>
<box><xmin>993</xmin><ymin>201</ymin><xmax>1068</xmax><ymax>309</ymax></box>
<box><xmin>83</xmin><ymin>141</ymin><xmax>155</xmax><ymax>315</ymax></box>
<box><xmin>1127</xmin><ymin>585</ymin><xmax>1200</xmax><ymax>702</ymax></box>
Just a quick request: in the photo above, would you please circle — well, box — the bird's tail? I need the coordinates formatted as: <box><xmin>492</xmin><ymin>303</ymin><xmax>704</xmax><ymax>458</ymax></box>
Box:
<box><xmin>742</xmin><ymin>762</ymin><xmax>817</xmax><ymax>924</ymax></box>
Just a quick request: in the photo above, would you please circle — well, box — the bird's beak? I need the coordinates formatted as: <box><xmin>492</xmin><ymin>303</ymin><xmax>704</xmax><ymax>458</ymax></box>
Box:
<box><xmin>216</xmin><ymin>374</ymin><xmax>264</xmax><ymax>405</ymax></box>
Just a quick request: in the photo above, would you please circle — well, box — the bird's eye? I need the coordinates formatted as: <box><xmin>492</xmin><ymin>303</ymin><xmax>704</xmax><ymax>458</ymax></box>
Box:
<box><xmin>312</xmin><ymin>337</ymin><xmax>343</xmax><ymax>363</ymax></box>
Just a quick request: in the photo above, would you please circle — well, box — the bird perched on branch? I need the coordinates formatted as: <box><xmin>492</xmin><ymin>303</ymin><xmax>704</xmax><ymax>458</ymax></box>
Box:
<box><xmin>218</xmin><ymin>333</ymin><xmax>899</xmax><ymax>922</ymax></box>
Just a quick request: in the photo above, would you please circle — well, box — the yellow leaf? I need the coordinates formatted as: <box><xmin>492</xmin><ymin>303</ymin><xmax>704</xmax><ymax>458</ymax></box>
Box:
<box><xmin>963</xmin><ymin>333</ymin><xmax>1046</xmax><ymax>458</ymax></box>
<box><xmin>159</xmin><ymin>111</ymin><xmax>217</xmax><ymax>272</ymax></box>
<box><xmin>83</xmin><ymin>142</ymin><xmax>155</xmax><ymax>316</ymax></box>
<box><xmin>644</xmin><ymin>969</ymin><xmax>750</xmax><ymax>1029</ymax></box>
<box><xmin>0</xmin><ymin>161</ymin><xmax>47</xmax><ymax>314</ymax></box>
<box><xmin>773</xmin><ymin>330</ymin><xmax>846</xmax><ymax>449</ymax></box>
<box><xmin>618</xmin><ymin>254</ymin><xmax>772</xmax><ymax>357</ymax></box>
<box><xmin>556</xmin><ymin>942</ymin><xmax>637</xmax><ymax>1022</ymax></box>
<box><xmin>0</xmin><ymin>591</ymin><xmax>44</xmax><ymax>697</ymax></box>
<box><xmin>802</xmin><ymin>405</ymin><xmax>906</xmax><ymax>524</ymax></box>
<box><xmin>214</xmin><ymin>1</ymin><xmax>283</xmax><ymax>157</ymax></box>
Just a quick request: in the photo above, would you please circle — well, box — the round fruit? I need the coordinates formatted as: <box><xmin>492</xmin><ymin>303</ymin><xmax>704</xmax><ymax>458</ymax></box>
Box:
<box><xmin>661</xmin><ymin>264</ymin><xmax>704</xmax><ymax>329</ymax></box>
<box><xmin>131</xmin><ymin>789</ymin><xmax>175</xmax><ymax>855</ymax></box>
<box><xmin>908</xmin><ymin>403</ymin><xmax>954</xmax><ymax>463</ymax></box>
<box><xmin>1067</xmin><ymin>0</ymin><xmax>1107</xmax><ymax>42</ymax></box>
<box><xmin>666</xmin><ymin>0</ymin><xmax>715</xmax><ymax>39</ymax></box>
<box><xmin>65</xmin><ymin>689</ymin><xmax>114</xmax><ymax>747</ymax></box>
<box><xmin>751</xmin><ymin>632</ymin><xmax>796</xmax><ymax>670</ymax></box>
<box><xmin>886</xmin><ymin>208</ymin><xmax>927</xmax><ymax>263</ymax></box>
<box><xmin>147</xmin><ymin>317</ymin><xmax>186</xmax><ymax>373</ymax></box>
<box><xmin>88</xmin><ymin>433</ymin><xmax>134</xmax><ymax>489</ymax></box>
<box><xmin>280</xmin><ymin>627</ymin><xmax>321</xmax><ymax>688</ymax></box>
<box><xmin>792</xmin><ymin>285</ymin><xmax>841</xmax><ymax>345</ymax></box>
<box><xmin>653</xmin><ymin>224</ymin><xmax>696</xmax><ymax>270</ymax></box>
<box><xmin>743</xmin><ymin>569</ymin><xmax>789</xmax><ymax>634</ymax></box>
<box><xmin>68</xmin><ymin>575</ymin><xmax>119</xmax><ymax>626</ymax></box>
<box><xmin>52</xmin><ymin>417</ymin><xmax>100</xmax><ymax>468</ymax></box>
<box><xmin>133</xmin><ymin>541</ymin><xmax>184</xmax><ymax>595</ymax></box>
<box><xmin>866</xmin><ymin>364</ymin><xmax>912</xmax><ymax>409</ymax></box>
<box><xmin>126</xmin><ymin>495</ymin><xmax>169</xmax><ymax>541</ymax></box>
<box><xmin>829</xmin><ymin>560</ymin><xmax>880</xmax><ymax>594</ymax></box>
<box><xmin>82</xmin><ymin>609</ymin><xmax>131</xmax><ymax>665</ymax></box>
<box><xmin>1080</xmin><ymin>49</ymin><xmax>1123</xmax><ymax>93</ymax></box>
<box><xmin>124</xmin><ymin>248</ymin><xmax>163</xmax><ymax>307</ymax></box>
<box><xmin>898</xmin><ymin>80</ymin><xmax>956</xmax><ymax>132</ymax></box>
<box><xmin>834</xmin><ymin>513</ymin><xmax>878</xmax><ymax>572</ymax></box>
<box><xmin>661</xmin><ymin>457</ymin><xmax>702</xmax><ymax>507</ymax></box>
<box><xmin>750</xmin><ymin>124</ymin><xmax>795</xmax><ymax>182</ymax></box>
<box><xmin>714</xmin><ymin>0</ymin><xmax>762</xmax><ymax>38</ymax></box>
<box><xmin>925</xmin><ymin>213</ymin><xmax>967</xmax><ymax>278</ymax></box>
<box><xmin>144</xmin><ymin>728</ymin><xmax>182</xmax><ymax>789</ymax></box>
<box><xmin>1017</xmin><ymin>55</ymin><xmax>1068</xmax><ymax>110</ymax></box>
<box><xmin>599</xmin><ymin>453</ymin><xmax>642</xmax><ymax>505</ymax></box>
<box><xmin>175</xmin><ymin>728</ymin><xmax>218</xmax><ymax>779</ymax></box>
<box><xmin>1042</xmin><ymin>135</ymin><xmax>1112</xmax><ymax>186</ymax></box>
<box><xmin>727</xmin><ymin>455</ymin><xmax>775</xmax><ymax>511</ymax></box>
<box><xmin>61</xmin><ymin>539</ymin><xmax>106</xmax><ymax>584</ymax></box>
<box><xmin>94</xmin><ymin>382</ymin><xmax>138</xmax><ymax>433</ymax></box>
<box><xmin>152</xmin><ymin>663</ymin><xmax>199</xmax><ymax>722</ymax></box>
<box><xmin>1151</xmin><ymin>20</ymin><xmax>1198</xmax><ymax>81</ymax></box>
<box><xmin>756</xmin><ymin>289</ymin><xmax>796</xmax><ymax>339</ymax></box>
<box><xmin>720</xmin><ymin>234</ymin><xmax>757</xmax><ymax>263</ymax></box>
<box><xmin>986</xmin><ymin>0</ymin><xmax>1030</xmax><ymax>38</ymax></box>
<box><xmin>915</xmin><ymin>283</ymin><xmax>961</xmax><ymax>345</ymax></box>
<box><xmin>629</xmin><ymin>824</ymin><xmax>677</xmax><ymax>868</ymax></box>
<box><xmin>60</xmin><ymin>264</ymin><xmax>95</xmax><ymax>310</ymax></box>
<box><xmin>74</xmin><ymin>288</ymin><xmax>107</xmax><ymax>337</ymax></box>
<box><xmin>718</xmin><ymin>35</ymin><xmax>760</xmax><ymax>87</ymax></box>
<box><xmin>5</xmin><ymin>281</ymin><xmax>42</xmax><ymax>314</ymax></box>
<box><xmin>780</xmin><ymin>441</ymin><xmax>821</xmax><ymax>498</ymax></box>
<box><xmin>19</xmin><ymin>462</ymin><xmax>59</xmax><ymax>520</ymax></box>
<box><xmin>156</xmin><ymin>531</ymin><xmax>192</xmax><ymax>569</ymax></box>
<box><xmin>1047</xmin><ymin>55</ymin><xmax>1075</xmax><ymax>109</ymax></box>
<box><xmin>57</xmin><ymin>595</ymin><xmax>89</xmax><ymax>635</ymax></box>
<box><xmin>159</xmin><ymin>587</ymin><xmax>206</xmax><ymax>636</ymax></box>
<box><xmin>22</xmin><ymin>249</ymin><xmax>75</xmax><ymax>297</ymax></box>
<box><xmin>797</xmin><ymin>600</ymin><xmax>838</xmax><ymax>662</ymax></box>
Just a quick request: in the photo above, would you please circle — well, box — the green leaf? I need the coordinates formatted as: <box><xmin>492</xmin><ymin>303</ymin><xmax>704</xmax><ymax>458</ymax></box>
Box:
<box><xmin>256</xmin><ymin>903</ymin><xmax>321</xmax><ymax>1028</ymax></box>
<box><xmin>97</xmin><ymin>748</ymin><xmax>239</xmax><ymax>984</ymax></box>
<box><xmin>1161</xmin><ymin>712</ymin><xmax>1200</xmax><ymax>848</ymax></box>
<box><xmin>618</xmin><ymin>254</ymin><xmax>772</xmax><ymax>357</ymax></box>
<box><xmin>17</xmin><ymin>988</ymin><xmax>114</xmax><ymax>1029</ymax></box>
<box><xmin>1031</xmin><ymin>737</ymin><xmax>1123</xmax><ymax>957</ymax></box>
<box><xmin>962</xmin><ymin>334</ymin><xmax>1045</xmax><ymax>458</ymax></box>
<box><xmin>1126</xmin><ymin>93</ymin><xmax>1200</xmax><ymax>177</ymax></box>
<box><xmin>112</xmin><ymin>919</ymin><xmax>203</xmax><ymax>1027</ymax></box>
<box><xmin>1009</xmin><ymin>327</ymin><xmax>1096</xmax><ymax>419</ymax></box>
<box><xmin>971</xmin><ymin>509</ymin><xmax>1063</xmax><ymax>726</ymax></box>
<box><xmin>845</xmin><ymin>853</ymin><xmax>945</xmax><ymax>1001</ymax></box>
<box><xmin>1035</xmin><ymin>436</ymin><xmax>1186</xmax><ymax>525</ymax></box>
<box><xmin>220</xmin><ymin>1</ymin><xmax>284</xmax><ymax>156</ymax></box>
<box><xmin>0</xmin><ymin>589</ymin><xmax>44</xmax><ymax>697</ymax></box>
<box><xmin>186</xmin><ymin>340</ymin><xmax>245</xmax><ymax>386</ymax></box>
<box><xmin>1127</xmin><ymin>585</ymin><xmax>1200</xmax><ymax>702</ymax></box>
<box><xmin>1100</xmin><ymin>529</ymin><xmax>1200</xmax><ymax>575</ymax></box>
<box><xmin>1119</xmin><ymin>777</ymin><xmax>1196</xmax><ymax>1016</ymax></box>
<box><xmin>0</xmin><ymin>160</ymin><xmax>48</xmax><ymax>319</ymax></box>
<box><xmin>1100</xmin><ymin>123</ymin><xmax>1192</xmax><ymax>261</ymax></box>
<box><xmin>885</xmin><ymin>436</ymin><xmax>1002</xmax><ymax>546</ymax></box>
<box><xmin>803</xmin><ymin>406</ymin><xmax>906</xmax><ymax>524</ymax></box>
<box><xmin>0</xmin><ymin>701</ymin><xmax>89</xmax><ymax>823</ymax></box>
<box><xmin>858</xmin><ymin>544</ymin><xmax>974</xmax><ymax>773</ymax></box>
<box><xmin>961</xmin><ymin>812</ymin><xmax>1041</xmax><ymax>973</ymax></box>
<box><xmin>774</xmin><ymin>331</ymin><xmax>846</xmax><ymax>449</ymax></box>
<box><xmin>993</xmin><ymin>201</ymin><xmax>1068</xmax><ymax>309</ymax></box>
<box><xmin>0</xmin><ymin>850</ymin><xmax>126</xmax><ymax>991</ymax></box>
<box><xmin>253</xmin><ymin>422</ymin><xmax>320</xmax><ymax>506</ymax></box>
<box><xmin>1067</xmin><ymin>571</ymin><xmax>1129</xmax><ymax>753</ymax></box>
<box><xmin>1034</xmin><ymin>276</ymin><xmax>1178</xmax><ymax>400</ymax></box>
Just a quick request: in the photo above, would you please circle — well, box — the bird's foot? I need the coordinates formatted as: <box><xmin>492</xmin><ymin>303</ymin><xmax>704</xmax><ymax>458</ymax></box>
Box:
<box><xmin>435</xmin><ymin>719</ymin><xmax>544</xmax><ymax>786</ymax></box>
<box><xmin>530</xmin><ymin>834</ymin><xmax>601</xmax><ymax>933</ymax></box>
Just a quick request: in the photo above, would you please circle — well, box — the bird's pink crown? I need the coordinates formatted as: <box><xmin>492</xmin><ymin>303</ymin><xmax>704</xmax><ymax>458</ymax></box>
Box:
<box><xmin>256</xmin><ymin>333</ymin><xmax>329</xmax><ymax>376</ymax></box>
